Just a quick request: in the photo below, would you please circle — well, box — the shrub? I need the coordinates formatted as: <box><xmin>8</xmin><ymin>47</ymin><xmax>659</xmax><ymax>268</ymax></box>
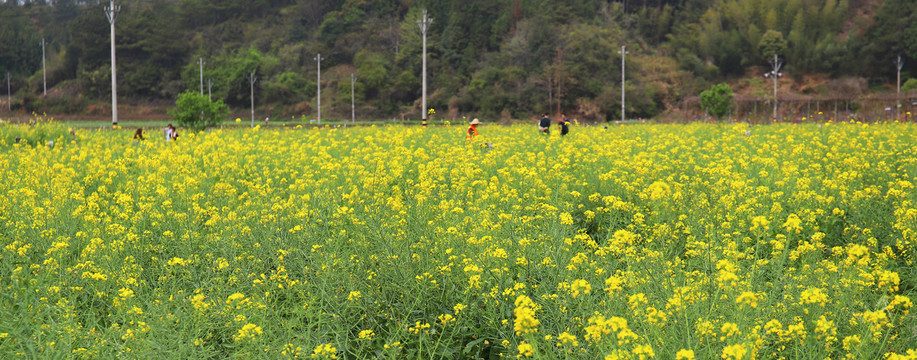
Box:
<box><xmin>699</xmin><ymin>83</ymin><xmax>734</xmax><ymax>119</ymax></box>
<box><xmin>167</xmin><ymin>91</ymin><xmax>230</xmax><ymax>131</ymax></box>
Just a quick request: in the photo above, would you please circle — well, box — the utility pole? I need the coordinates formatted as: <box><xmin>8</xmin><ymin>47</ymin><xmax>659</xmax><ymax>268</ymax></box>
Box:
<box><xmin>104</xmin><ymin>0</ymin><xmax>119</xmax><ymax>126</ymax></box>
<box><xmin>207</xmin><ymin>78</ymin><xmax>213</xmax><ymax>101</ymax></box>
<box><xmin>315</xmin><ymin>53</ymin><xmax>324</xmax><ymax>125</ymax></box>
<box><xmin>351</xmin><ymin>72</ymin><xmax>356</xmax><ymax>124</ymax></box>
<box><xmin>618</xmin><ymin>45</ymin><xmax>627</xmax><ymax>122</ymax></box>
<box><xmin>248</xmin><ymin>71</ymin><xmax>256</xmax><ymax>128</ymax></box>
<box><xmin>765</xmin><ymin>52</ymin><xmax>783</xmax><ymax>121</ymax></box>
<box><xmin>418</xmin><ymin>9</ymin><xmax>433</xmax><ymax>123</ymax></box>
<box><xmin>198</xmin><ymin>57</ymin><xmax>205</xmax><ymax>96</ymax></box>
<box><xmin>555</xmin><ymin>47</ymin><xmax>564</xmax><ymax>116</ymax></box>
<box><xmin>41</xmin><ymin>38</ymin><xmax>46</xmax><ymax>96</ymax></box>
<box><xmin>896</xmin><ymin>55</ymin><xmax>904</xmax><ymax>120</ymax></box>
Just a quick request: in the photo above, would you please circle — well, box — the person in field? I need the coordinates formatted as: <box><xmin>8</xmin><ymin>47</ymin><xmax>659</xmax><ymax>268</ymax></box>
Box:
<box><xmin>133</xmin><ymin>128</ymin><xmax>144</xmax><ymax>141</ymax></box>
<box><xmin>539</xmin><ymin>114</ymin><xmax>551</xmax><ymax>135</ymax></box>
<box><xmin>169</xmin><ymin>124</ymin><xmax>179</xmax><ymax>141</ymax></box>
<box><xmin>164</xmin><ymin>124</ymin><xmax>179</xmax><ymax>141</ymax></box>
<box><xmin>467</xmin><ymin>118</ymin><xmax>480</xmax><ymax>139</ymax></box>
<box><xmin>559</xmin><ymin>113</ymin><xmax>570</xmax><ymax>136</ymax></box>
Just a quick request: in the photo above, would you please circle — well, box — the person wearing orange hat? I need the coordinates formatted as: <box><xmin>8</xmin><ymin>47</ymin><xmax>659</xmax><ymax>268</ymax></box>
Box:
<box><xmin>466</xmin><ymin>118</ymin><xmax>480</xmax><ymax>139</ymax></box>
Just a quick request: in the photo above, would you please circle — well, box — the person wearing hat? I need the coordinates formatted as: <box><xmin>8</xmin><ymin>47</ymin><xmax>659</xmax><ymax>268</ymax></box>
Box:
<box><xmin>466</xmin><ymin>118</ymin><xmax>480</xmax><ymax>139</ymax></box>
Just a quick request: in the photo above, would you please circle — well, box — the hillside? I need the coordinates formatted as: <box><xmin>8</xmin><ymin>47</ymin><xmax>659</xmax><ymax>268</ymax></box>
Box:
<box><xmin>1</xmin><ymin>0</ymin><xmax>915</xmax><ymax>122</ymax></box>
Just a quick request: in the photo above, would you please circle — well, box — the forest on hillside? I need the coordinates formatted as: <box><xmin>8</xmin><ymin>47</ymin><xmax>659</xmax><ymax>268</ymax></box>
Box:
<box><xmin>1</xmin><ymin>0</ymin><xmax>917</xmax><ymax>121</ymax></box>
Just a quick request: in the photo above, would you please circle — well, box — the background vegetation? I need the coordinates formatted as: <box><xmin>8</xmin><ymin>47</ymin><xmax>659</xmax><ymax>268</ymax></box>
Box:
<box><xmin>1</xmin><ymin>0</ymin><xmax>916</xmax><ymax>121</ymax></box>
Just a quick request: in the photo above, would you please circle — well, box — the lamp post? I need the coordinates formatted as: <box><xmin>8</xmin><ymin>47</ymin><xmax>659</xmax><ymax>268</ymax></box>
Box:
<box><xmin>896</xmin><ymin>55</ymin><xmax>904</xmax><ymax>120</ymax></box>
<box><xmin>104</xmin><ymin>0</ymin><xmax>120</xmax><ymax>126</ymax></box>
<box><xmin>618</xmin><ymin>45</ymin><xmax>627</xmax><ymax>123</ymax></box>
<box><xmin>248</xmin><ymin>71</ymin><xmax>256</xmax><ymax>128</ymax></box>
<box><xmin>764</xmin><ymin>53</ymin><xmax>784</xmax><ymax>121</ymax></box>
<box><xmin>417</xmin><ymin>9</ymin><xmax>433</xmax><ymax>123</ymax></box>
<box><xmin>315</xmin><ymin>53</ymin><xmax>324</xmax><ymax>125</ymax></box>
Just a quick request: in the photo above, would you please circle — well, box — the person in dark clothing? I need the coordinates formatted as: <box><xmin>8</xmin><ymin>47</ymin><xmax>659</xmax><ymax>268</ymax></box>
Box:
<box><xmin>539</xmin><ymin>114</ymin><xmax>551</xmax><ymax>135</ymax></box>
<box><xmin>559</xmin><ymin>113</ymin><xmax>570</xmax><ymax>136</ymax></box>
<box><xmin>133</xmin><ymin>128</ymin><xmax>145</xmax><ymax>141</ymax></box>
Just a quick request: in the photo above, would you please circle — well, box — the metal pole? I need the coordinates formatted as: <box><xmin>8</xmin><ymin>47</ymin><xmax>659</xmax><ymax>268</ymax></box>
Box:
<box><xmin>199</xmin><ymin>57</ymin><xmax>205</xmax><ymax>96</ymax></box>
<box><xmin>104</xmin><ymin>0</ymin><xmax>120</xmax><ymax>125</ymax></box>
<box><xmin>41</xmin><ymin>38</ymin><xmax>46</xmax><ymax>96</ymax></box>
<box><xmin>248</xmin><ymin>71</ymin><xmax>256</xmax><ymax>127</ymax></box>
<box><xmin>418</xmin><ymin>9</ymin><xmax>433</xmax><ymax>121</ymax></box>
<box><xmin>765</xmin><ymin>52</ymin><xmax>783</xmax><ymax>122</ymax></box>
<box><xmin>618</xmin><ymin>45</ymin><xmax>627</xmax><ymax>122</ymax></box>
<box><xmin>315</xmin><ymin>53</ymin><xmax>323</xmax><ymax>125</ymax></box>
<box><xmin>351</xmin><ymin>72</ymin><xmax>356</xmax><ymax>124</ymax></box>
<box><xmin>896</xmin><ymin>55</ymin><xmax>904</xmax><ymax>120</ymax></box>
<box><xmin>774</xmin><ymin>53</ymin><xmax>777</xmax><ymax>120</ymax></box>
<box><xmin>207</xmin><ymin>78</ymin><xmax>212</xmax><ymax>101</ymax></box>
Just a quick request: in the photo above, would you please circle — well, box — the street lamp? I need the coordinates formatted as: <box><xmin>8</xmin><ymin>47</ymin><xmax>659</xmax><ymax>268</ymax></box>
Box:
<box><xmin>764</xmin><ymin>52</ymin><xmax>784</xmax><ymax>121</ymax></box>
<box><xmin>618</xmin><ymin>45</ymin><xmax>627</xmax><ymax>123</ymax></box>
<box><xmin>418</xmin><ymin>9</ymin><xmax>433</xmax><ymax>124</ymax></box>
<box><xmin>104</xmin><ymin>0</ymin><xmax>120</xmax><ymax>126</ymax></box>
<box><xmin>315</xmin><ymin>53</ymin><xmax>324</xmax><ymax>125</ymax></box>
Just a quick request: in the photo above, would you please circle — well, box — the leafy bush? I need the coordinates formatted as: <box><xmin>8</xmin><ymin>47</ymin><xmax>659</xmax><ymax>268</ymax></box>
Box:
<box><xmin>167</xmin><ymin>91</ymin><xmax>230</xmax><ymax>131</ymax></box>
<box><xmin>902</xmin><ymin>78</ymin><xmax>917</xmax><ymax>93</ymax></box>
<box><xmin>700</xmin><ymin>83</ymin><xmax>734</xmax><ymax>119</ymax></box>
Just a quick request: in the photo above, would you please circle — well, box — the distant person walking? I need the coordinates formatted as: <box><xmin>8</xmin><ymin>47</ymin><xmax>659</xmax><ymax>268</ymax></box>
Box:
<box><xmin>539</xmin><ymin>114</ymin><xmax>551</xmax><ymax>135</ymax></box>
<box><xmin>559</xmin><ymin>113</ymin><xmax>570</xmax><ymax>136</ymax></box>
<box><xmin>133</xmin><ymin>128</ymin><xmax>145</xmax><ymax>142</ymax></box>
<box><xmin>466</xmin><ymin>118</ymin><xmax>480</xmax><ymax>139</ymax></box>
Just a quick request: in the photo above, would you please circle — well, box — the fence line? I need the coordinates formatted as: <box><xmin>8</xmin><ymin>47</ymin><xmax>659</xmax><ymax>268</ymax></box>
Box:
<box><xmin>682</xmin><ymin>93</ymin><xmax>917</xmax><ymax>123</ymax></box>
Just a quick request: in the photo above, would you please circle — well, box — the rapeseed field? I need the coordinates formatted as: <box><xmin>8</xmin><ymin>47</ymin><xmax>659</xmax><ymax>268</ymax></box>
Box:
<box><xmin>1</xmin><ymin>119</ymin><xmax>916</xmax><ymax>359</ymax></box>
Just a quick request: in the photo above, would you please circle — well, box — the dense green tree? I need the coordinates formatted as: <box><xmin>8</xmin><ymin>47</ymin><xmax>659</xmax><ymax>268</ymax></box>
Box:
<box><xmin>758</xmin><ymin>30</ymin><xmax>787</xmax><ymax>62</ymax></box>
<box><xmin>0</xmin><ymin>4</ymin><xmax>41</xmax><ymax>76</ymax></box>
<box><xmin>354</xmin><ymin>50</ymin><xmax>390</xmax><ymax>97</ymax></box>
<box><xmin>183</xmin><ymin>47</ymin><xmax>265</xmax><ymax>107</ymax></box>
<box><xmin>118</xmin><ymin>1</ymin><xmax>187</xmax><ymax>98</ymax></box>
<box><xmin>699</xmin><ymin>82</ymin><xmax>734</xmax><ymax>119</ymax></box>
<box><xmin>168</xmin><ymin>90</ymin><xmax>230</xmax><ymax>131</ymax></box>
<box><xmin>857</xmin><ymin>0</ymin><xmax>917</xmax><ymax>78</ymax></box>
